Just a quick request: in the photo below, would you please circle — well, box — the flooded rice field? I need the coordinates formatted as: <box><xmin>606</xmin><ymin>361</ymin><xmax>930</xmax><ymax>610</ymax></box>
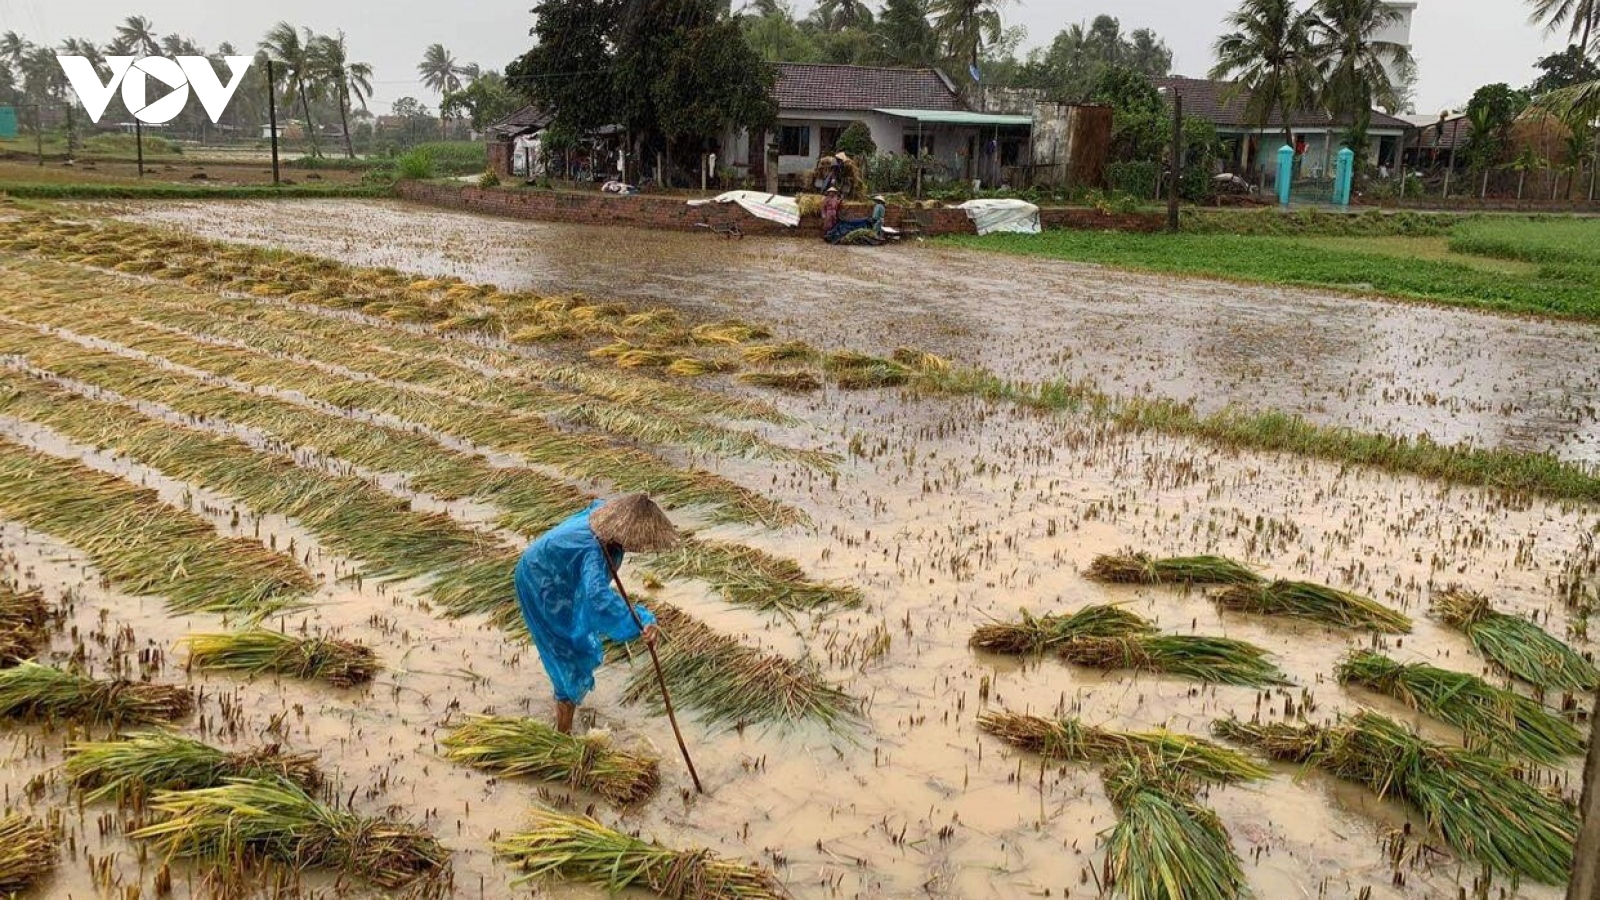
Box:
<box><xmin>125</xmin><ymin>199</ymin><xmax>1600</xmax><ymax>464</ymax></box>
<box><xmin>0</xmin><ymin>205</ymin><xmax>1592</xmax><ymax>900</ymax></box>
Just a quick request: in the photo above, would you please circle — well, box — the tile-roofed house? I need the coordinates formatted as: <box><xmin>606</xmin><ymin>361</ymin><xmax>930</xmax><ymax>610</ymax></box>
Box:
<box><xmin>774</xmin><ymin>63</ymin><xmax>965</xmax><ymax>113</ymax></box>
<box><xmin>723</xmin><ymin>63</ymin><xmax>1033</xmax><ymax>190</ymax></box>
<box><xmin>488</xmin><ymin>104</ymin><xmax>554</xmax><ymax>140</ymax></box>
<box><xmin>1154</xmin><ymin>75</ymin><xmax>1411</xmax><ymax>179</ymax></box>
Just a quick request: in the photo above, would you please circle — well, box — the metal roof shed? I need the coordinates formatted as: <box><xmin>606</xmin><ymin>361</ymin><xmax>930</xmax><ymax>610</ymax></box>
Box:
<box><xmin>873</xmin><ymin>109</ymin><xmax>1034</xmax><ymax>198</ymax></box>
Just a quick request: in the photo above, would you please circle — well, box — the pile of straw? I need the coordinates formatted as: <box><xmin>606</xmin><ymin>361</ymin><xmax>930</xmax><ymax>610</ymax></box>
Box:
<box><xmin>1214</xmin><ymin>711</ymin><xmax>1577</xmax><ymax>883</ymax></box>
<box><xmin>497</xmin><ymin>809</ymin><xmax>788</xmax><ymax>899</ymax></box>
<box><xmin>978</xmin><ymin>711</ymin><xmax>1267</xmax><ymax>784</ymax></box>
<box><xmin>131</xmin><ymin>778</ymin><xmax>449</xmax><ymax>889</ymax></box>
<box><xmin>182</xmin><ymin>629</ymin><xmax>379</xmax><ymax>688</ymax></box>
<box><xmin>441</xmin><ymin>716</ymin><xmax>659</xmax><ymax>806</ymax></box>
<box><xmin>1101</xmin><ymin>756</ymin><xmax>1247</xmax><ymax>900</ymax></box>
<box><xmin>736</xmin><ymin>371</ymin><xmax>821</xmax><ymax>392</ymax></box>
<box><xmin>0</xmin><ymin>814</ymin><xmax>54</xmax><ymax>894</ymax></box>
<box><xmin>970</xmin><ymin>604</ymin><xmax>1155</xmax><ymax>655</ymax></box>
<box><xmin>0</xmin><ymin>587</ymin><xmax>46</xmax><ymax>666</ymax></box>
<box><xmin>1434</xmin><ymin>588</ymin><xmax>1598</xmax><ymax>692</ymax></box>
<box><xmin>0</xmin><ymin>662</ymin><xmax>193</xmax><ymax>725</ymax></box>
<box><xmin>1085</xmin><ymin>552</ymin><xmax>1261</xmax><ymax>586</ymax></box>
<box><xmin>67</xmin><ymin>732</ymin><xmax>323</xmax><ymax>802</ymax></box>
<box><xmin>1336</xmin><ymin>651</ymin><xmax>1581</xmax><ymax>763</ymax></box>
<box><xmin>1213</xmin><ymin>580</ymin><xmax>1412</xmax><ymax>633</ymax></box>
<box><xmin>1058</xmin><ymin>635</ymin><xmax>1289</xmax><ymax>687</ymax></box>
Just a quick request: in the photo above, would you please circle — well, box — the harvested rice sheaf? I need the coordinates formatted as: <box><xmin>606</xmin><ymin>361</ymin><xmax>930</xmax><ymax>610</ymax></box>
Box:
<box><xmin>0</xmin><ymin>662</ymin><xmax>193</xmax><ymax>724</ymax></box>
<box><xmin>1084</xmin><ymin>552</ymin><xmax>1262</xmax><ymax>586</ymax></box>
<box><xmin>130</xmin><ymin>778</ymin><xmax>449</xmax><ymax>889</ymax></box>
<box><xmin>67</xmin><ymin>732</ymin><xmax>323</xmax><ymax>802</ymax></box>
<box><xmin>970</xmin><ymin>604</ymin><xmax>1155</xmax><ymax>654</ymax></box>
<box><xmin>735</xmin><ymin>370</ymin><xmax>822</xmax><ymax>392</ymax></box>
<box><xmin>441</xmin><ymin>716</ymin><xmax>659</xmax><ymax>806</ymax></box>
<box><xmin>1057</xmin><ymin>635</ymin><xmax>1290</xmax><ymax>687</ymax></box>
<box><xmin>978</xmin><ymin>711</ymin><xmax>1267</xmax><ymax>785</ymax></box>
<box><xmin>740</xmin><ymin>341</ymin><xmax>816</xmax><ymax>364</ymax></box>
<box><xmin>1100</xmin><ymin>756</ymin><xmax>1247</xmax><ymax>900</ymax></box>
<box><xmin>0</xmin><ymin>814</ymin><xmax>55</xmax><ymax>895</ymax></box>
<box><xmin>1213</xmin><ymin>580</ymin><xmax>1412</xmax><ymax>633</ymax></box>
<box><xmin>0</xmin><ymin>586</ymin><xmax>47</xmax><ymax>666</ymax></box>
<box><xmin>1214</xmin><ymin>712</ymin><xmax>1578</xmax><ymax>884</ymax></box>
<box><xmin>1433</xmin><ymin>588</ymin><xmax>1598</xmax><ymax>692</ymax></box>
<box><xmin>1336</xmin><ymin>651</ymin><xmax>1582</xmax><ymax>763</ymax></box>
<box><xmin>643</xmin><ymin>539</ymin><xmax>863</xmax><ymax>613</ymax></box>
<box><xmin>182</xmin><ymin>629</ymin><xmax>379</xmax><ymax>688</ymax></box>
<box><xmin>497</xmin><ymin>809</ymin><xmax>788</xmax><ymax>899</ymax></box>
<box><xmin>667</xmin><ymin>356</ymin><xmax>738</xmax><ymax>377</ymax></box>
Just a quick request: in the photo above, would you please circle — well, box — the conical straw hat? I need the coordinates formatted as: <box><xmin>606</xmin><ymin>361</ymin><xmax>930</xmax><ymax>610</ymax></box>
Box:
<box><xmin>589</xmin><ymin>494</ymin><xmax>679</xmax><ymax>552</ymax></box>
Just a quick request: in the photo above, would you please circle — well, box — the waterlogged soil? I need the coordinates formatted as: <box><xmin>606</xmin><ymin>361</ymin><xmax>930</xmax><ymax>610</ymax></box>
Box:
<box><xmin>124</xmin><ymin>199</ymin><xmax>1600</xmax><ymax>464</ymax></box>
<box><xmin>0</xmin><ymin>220</ymin><xmax>1593</xmax><ymax>900</ymax></box>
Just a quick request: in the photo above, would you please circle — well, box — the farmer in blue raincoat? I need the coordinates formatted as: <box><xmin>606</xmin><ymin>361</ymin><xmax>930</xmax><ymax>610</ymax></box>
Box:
<box><xmin>515</xmin><ymin>494</ymin><xmax>677</xmax><ymax>733</ymax></box>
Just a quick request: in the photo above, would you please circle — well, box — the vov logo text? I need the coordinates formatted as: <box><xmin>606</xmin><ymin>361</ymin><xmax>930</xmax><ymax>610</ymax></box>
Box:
<box><xmin>56</xmin><ymin>55</ymin><xmax>253</xmax><ymax>125</ymax></box>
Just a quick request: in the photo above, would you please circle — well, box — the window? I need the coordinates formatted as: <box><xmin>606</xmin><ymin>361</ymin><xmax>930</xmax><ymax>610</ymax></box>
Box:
<box><xmin>777</xmin><ymin>125</ymin><xmax>811</xmax><ymax>157</ymax></box>
<box><xmin>820</xmin><ymin>125</ymin><xmax>845</xmax><ymax>155</ymax></box>
<box><xmin>903</xmin><ymin>133</ymin><xmax>933</xmax><ymax>156</ymax></box>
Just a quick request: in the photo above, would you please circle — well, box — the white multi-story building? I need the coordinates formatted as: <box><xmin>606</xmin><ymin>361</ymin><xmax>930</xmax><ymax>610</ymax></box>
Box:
<box><xmin>1375</xmin><ymin>1</ymin><xmax>1418</xmax><ymax>95</ymax></box>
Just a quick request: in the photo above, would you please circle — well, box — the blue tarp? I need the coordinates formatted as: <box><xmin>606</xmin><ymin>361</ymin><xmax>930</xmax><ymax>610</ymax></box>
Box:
<box><xmin>514</xmin><ymin>502</ymin><xmax>656</xmax><ymax>704</ymax></box>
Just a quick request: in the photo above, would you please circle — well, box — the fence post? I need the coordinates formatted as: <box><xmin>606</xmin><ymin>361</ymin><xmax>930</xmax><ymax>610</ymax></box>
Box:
<box><xmin>266</xmin><ymin>59</ymin><xmax>281</xmax><ymax>186</ymax></box>
<box><xmin>1276</xmin><ymin>144</ymin><xmax>1295</xmax><ymax>207</ymax></box>
<box><xmin>33</xmin><ymin>104</ymin><xmax>42</xmax><ymax>167</ymax></box>
<box><xmin>1167</xmin><ymin>94</ymin><xmax>1182</xmax><ymax>233</ymax></box>
<box><xmin>135</xmin><ymin>120</ymin><xmax>144</xmax><ymax>178</ymax></box>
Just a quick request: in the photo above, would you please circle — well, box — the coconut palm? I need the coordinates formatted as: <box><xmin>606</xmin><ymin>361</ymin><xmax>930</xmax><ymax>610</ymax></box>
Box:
<box><xmin>1</xmin><ymin>31</ymin><xmax>31</xmax><ymax>70</ymax></box>
<box><xmin>418</xmin><ymin>43</ymin><xmax>474</xmax><ymax>138</ymax></box>
<box><xmin>1211</xmin><ymin>0</ymin><xmax>1320</xmax><ymax>148</ymax></box>
<box><xmin>1527</xmin><ymin>0</ymin><xmax>1600</xmax><ymax>56</ymax></box>
<box><xmin>1312</xmin><ymin>0</ymin><xmax>1415</xmax><ymax>140</ymax></box>
<box><xmin>930</xmin><ymin>0</ymin><xmax>1009</xmax><ymax>82</ymax></box>
<box><xmin>20</xmin><ymin>45</ymin><xmax>64</xmax><ymax>101</ymax></box>
<box><xmin>311</xmin><ymin>31</ymin><xmax>373</xmax><ymax>159</ymax></box>
<box><xmin>817</xmin><ymin>0</ymin><xmax>875</xmax><ymax>32</ymax></box>
<box><xmin>260</xmin><ymin>22</ymin><xmax>322</xmax><ymax>157</ymax></box>
<box><xmin>115</xmin><ymin>16</ymin><xmax>161</xmax><ymax>56</ymax></box>
<box><xmin>160</xmin><ymin>34</ymin><xmax>202</xmax><ymax>57</ymax></box>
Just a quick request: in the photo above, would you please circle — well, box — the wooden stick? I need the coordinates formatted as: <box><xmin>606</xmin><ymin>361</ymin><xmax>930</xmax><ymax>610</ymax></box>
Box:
<box><xmin>599</xmin><ymin>544</ymin><xmax>704</xmax><ymax>794</ymax></box>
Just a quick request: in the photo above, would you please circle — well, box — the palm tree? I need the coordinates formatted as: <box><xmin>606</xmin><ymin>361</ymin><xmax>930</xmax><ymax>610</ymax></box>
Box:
<box><xmin>260</xmin><ymin>22</ymin><xmax>322</xmax><ymax>157</ymax></box>
<box><xmin>2</xmin><ymin>31</ymin><xmax>32</xmax><ymax>70</ymax></box>
<box><xmin>930</xmin><ymin>0</ymin><xmax>1009</xmax><ymax>84</ymax></box>
<box><xmin>115</xmin><ymin>16</ymin><xmax>161</xmax><ymax>56</ymax></box>
<box><xmin>1211</xmin><ymin>0</ymin><xmax>1320</xmax><ymax>149</ymax></box>
<box><xmin>817</xmin><ymin>0</ymin><xmax>874</xmax><ymax>32</ymax></box>
<box><xmin>311</xmin><ymin>31</ymin><xmax>373</xmax><ymax>159</ymax></box>
<box><xmin>1527</xmin><ymin>0</ymin><xmax>1600</xmax><ymax>57</ymax></box>
<box><xmin>418</xmin><ymin>43</ymin><xmax>474</xmax><ymax>138</ymax></box>
<box><xmin>1312</xmin><ymin>0</ymin><xmax>1415</xmax><ymax>144</ymax></box>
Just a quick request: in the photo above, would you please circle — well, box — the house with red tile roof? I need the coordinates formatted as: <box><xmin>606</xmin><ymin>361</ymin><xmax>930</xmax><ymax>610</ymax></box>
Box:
<box><xmin>722</xmin><ymin>63</ymin><xmax>1033</xmax><ymax>190</ymax></box>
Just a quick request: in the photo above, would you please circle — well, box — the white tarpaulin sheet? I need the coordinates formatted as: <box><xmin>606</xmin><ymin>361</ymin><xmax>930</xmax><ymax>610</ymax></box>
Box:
<box><xmin>957</xmin><ymin>198</ymin><xmax>1041</xmax><ymax>236</ymax></box>
<box><xmin>686</xmin><ymin>191</ymin><xmax>801</xmax><ymax>228</ymax></box>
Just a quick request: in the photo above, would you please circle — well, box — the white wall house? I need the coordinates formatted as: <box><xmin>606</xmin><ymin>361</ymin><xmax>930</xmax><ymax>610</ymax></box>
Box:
<box><xmin>1375</xmin><ymin>1</ymin><xmax>1418</xmax><ymax>92</ymax></box>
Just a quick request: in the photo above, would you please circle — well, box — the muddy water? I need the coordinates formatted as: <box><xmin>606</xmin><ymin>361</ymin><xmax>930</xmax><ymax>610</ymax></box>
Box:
<box><xmin>0</xmin><ymin>232</ymin><xmax>1595</xmax><ymax>900</ymax></box>
<box><xmin>124</xmin><ymin>199</ymin><xmax>1600</xmax><ymax>464</ymax></box>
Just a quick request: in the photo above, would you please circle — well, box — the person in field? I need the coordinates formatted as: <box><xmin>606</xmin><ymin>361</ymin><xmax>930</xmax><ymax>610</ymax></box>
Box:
<box><xmin>821</xmin><ymin>186</ymin><xmax>843</xmax><ymax>238</ymax></box>
<box><xmin>514</xmin><ymin>494</ymin><xmax>675</xmax><ymax>733</ymax></box>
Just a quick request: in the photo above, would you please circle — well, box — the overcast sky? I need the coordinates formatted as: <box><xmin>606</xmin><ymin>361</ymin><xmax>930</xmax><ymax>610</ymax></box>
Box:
<box><xmin>4</xmin><ymin>0</ymin><xmax>1573</xmax><ymax>116</ymax></box>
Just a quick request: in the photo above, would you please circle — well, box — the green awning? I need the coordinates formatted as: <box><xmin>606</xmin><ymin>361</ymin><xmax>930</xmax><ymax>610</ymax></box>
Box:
<box><xmin>874</xmin><ymin>108</ymin><xmax>1032</xmax><ymax>127</ymax></box>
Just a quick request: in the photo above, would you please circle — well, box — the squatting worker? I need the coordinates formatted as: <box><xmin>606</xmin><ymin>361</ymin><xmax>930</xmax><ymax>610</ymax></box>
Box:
<box><xmin>514</xmin><ymin>494</ymin><xmax>677</xmax><ymax>733</ymax></box>
<box><xmin>870</xmin><ymin>194</ymin><xmax>887</xmax><ymax>237</ymax></box>
<box><xmin>821</xmin><ymin>186</ymin><xmax>843</xmax><ymax>238</ymax></box>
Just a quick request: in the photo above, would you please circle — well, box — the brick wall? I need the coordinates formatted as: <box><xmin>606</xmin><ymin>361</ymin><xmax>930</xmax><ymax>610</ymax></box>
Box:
<box><xmin>395</xmin><ymin>182</ymin><xmax>1166</xmax><ymax>237</ymax></box>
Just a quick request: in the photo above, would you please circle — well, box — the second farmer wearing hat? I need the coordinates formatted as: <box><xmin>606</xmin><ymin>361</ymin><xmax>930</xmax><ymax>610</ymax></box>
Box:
<box><xmin>514</xmin><ymin>494</ymin><xmax>677</xmax><ymax>733</ymax></box>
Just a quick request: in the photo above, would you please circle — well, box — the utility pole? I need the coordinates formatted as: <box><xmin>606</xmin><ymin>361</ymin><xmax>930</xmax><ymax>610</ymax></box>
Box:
<box><xmin>135</xmin><ymin>120</ymin><xmax>145</xmax><ymax>178</ymax></box>
<box><xmin>33</xmin><ymin>104</ymin><xmax>42</xmax><ymax>167</ymax></box>
<box><xmin>1167</xmin><ymin>94</ymin><xmax>1182</xmax><ymax>233</ymax></box>
<box><xmin>1569</xmin><ymin>688</ymin><xmax>1600</xmax><ymax>900</ymax></box>
<box><xmin>266</xmin><ymin>58</ymin><xmax>281</xmax><ymax>185</ymax></box>
<box><xmin>65</xmin><ymin>106</ymin><xmax>75</xmax><ymax>159</ymax></box>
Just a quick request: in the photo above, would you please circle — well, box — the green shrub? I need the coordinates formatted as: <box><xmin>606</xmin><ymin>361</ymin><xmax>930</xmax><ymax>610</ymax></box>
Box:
<box><xmin>405</xmin><ymin>141</ymin><xmax>487</xmax><ymax>176</ymax></box>
<box><xmin>82</xmin><ymin>133</ymin><xmax>182</xmax><ymax>156</ymax></box>
<box><xmin>478</xmin><ymin>169</ymin><xmax>501</xmax><ymax>188</ymax></box>
<box><xmin>395</xmin><ymin>149</ymin><xmax>435</xmax><ymax>180</ymax></box>
<box><xmin>1106</xmin><ymin>161</ymin><xmax>1157</xmax><ymax>200</ymax></box>
<box><xmin>837</xmin><ymin>122</ymin><xmax>877</xmax><ymax>158</ymax></box>
<box><xmin>360</xmin><ymin>163</ymin><xmax>398</xmax><ymax>186</ymax></box>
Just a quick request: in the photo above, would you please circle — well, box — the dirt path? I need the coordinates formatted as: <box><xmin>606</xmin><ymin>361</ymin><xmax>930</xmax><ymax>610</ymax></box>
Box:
<box><xmin>124</xmin><ymin>198</ymin><xmax>1600</xmax><ymax>464</ymax></box>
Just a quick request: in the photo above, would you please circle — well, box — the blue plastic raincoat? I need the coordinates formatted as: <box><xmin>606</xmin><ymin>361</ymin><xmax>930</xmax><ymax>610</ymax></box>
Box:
<box><xmin>515</xmin><ymin>502</ymin><xmax>656</xmax><ymax>704</ymax></box>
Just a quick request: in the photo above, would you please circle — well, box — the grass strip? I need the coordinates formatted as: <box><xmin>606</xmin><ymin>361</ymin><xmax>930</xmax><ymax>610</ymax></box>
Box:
<box><xmin>1336</xmin><ymin>651</ymin><xmax>1582</xmax><ymax>763</ymax></box>
<box><xmin>496</xmin><ymin>808</ymin><xmax>787</xmax><ymax>899</ymax></box>
<box><xmin>0</xmin><ymin>814</ymin><xmax>55</xmax><ymax>894</ymax></box>
<box><xmin>1101</xmin><ymin>755</ymin><xmax>1248</xmax><ymax>900</ymax></box>
<box><xmin>0</xmin><ymin>662</ymin><xmax>193</xmax><ymax>725</ymax></box>
<box><xmin>1434</xmin><ymin>588</ymin><xmax>1599</xmax><ymax>692</ymax></box>
<box><xmin>1213</xmin><ymin>580</ymin><xmax>1413</xmax><ymax>633</ymax></box>
<box><xmin>67</xmin><ymin>732</ymin><xmax>323</xmax><ymax>803</ymax></box>
<box><xmin>1085</xmin><ymin>552</ymin><xmax>1262</xmax><ymax>586</ymax></box>
<box><xmin>0</xmin><ymin>586</ymin><xmax>46</xmax><ymax>665</ymax></box>
<box><xmin>441</xmin><ymin>715</ymin><xmax>659</xmax><ymax>805</ymax></box>
<box><xmin>970</xmin><ymin>604</ymin><xmax>1156</xmax><ymax>654</ymax></box>
<box><xmin>0</xmin><ymin>433</ymin><xmax>312</xmax><ymax>614</ymax></box>
<box><xmin>978</xmin><ymin>711</ymin><xmax>1267</xmax><ymax>784</ymax></box>
<box><xmin>1214</xmin><ymin>711</ymin><xmax>1577</xmax><ymax>884</ymax></box>
<box><xmin>1058</xmin><ymin>635</ymin><xmax>1289</xmax><ymax>687</ymax></box>
<box><xmin>130</xmin><ymin>777</ymin><xmax>448</xmax><ymax>889</ymax></box>
<box><xmin>182</xmin><ymin>629</ymin><xmax>380</xmax><ymax>688</ymax></box>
